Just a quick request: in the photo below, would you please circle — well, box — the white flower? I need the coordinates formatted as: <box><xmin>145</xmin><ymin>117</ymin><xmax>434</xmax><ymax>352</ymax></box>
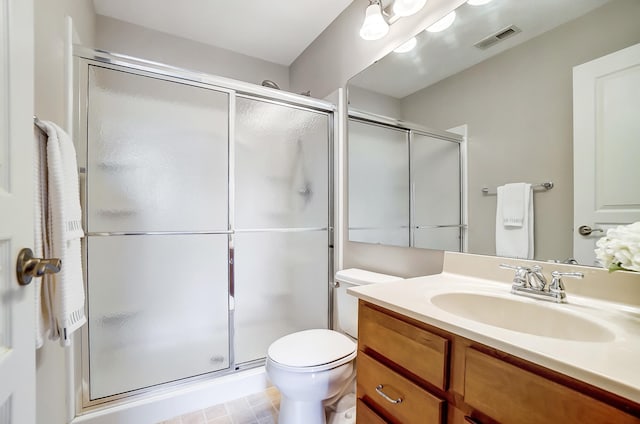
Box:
<box><xmin>594</xmin><ymin>222</ymin><xmax>640</xmax><ymax>272</ymax></box>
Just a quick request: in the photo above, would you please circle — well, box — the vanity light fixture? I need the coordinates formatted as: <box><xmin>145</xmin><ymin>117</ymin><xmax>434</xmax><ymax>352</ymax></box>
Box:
<box><xmin>359</xmin><ymin>0</ymin><xmax>390</xmax><ymax>41</ymax></box>
<box><xmin>360</xmin><ymin>0</ymin><xmax>428</xmax><ymax>41</ymax></box>
<box><xmin>393</xmin><ymin>0</ymin><xmax>427</xmax><ymax>17</ymax></box>
<box><xmin>467</xmin><ymin>0</ymin><xmax>493</xmax><ymax>5</ymax></box>
<box><xmin>393</xmin><ymin>36</ymin><xmax>417</xmax><ymax>53</ymax></box>
<box><xmin>426</xmin><ymin>10</ymin><xmax>456</xmax><ymax>33</ymax></box>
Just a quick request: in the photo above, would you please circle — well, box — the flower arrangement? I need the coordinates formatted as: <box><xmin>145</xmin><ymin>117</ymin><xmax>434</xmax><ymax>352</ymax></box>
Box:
<box><xmin>594</xmin><ymin>222</ymin><xmax>640</xmax><ymax>272</ymax></box>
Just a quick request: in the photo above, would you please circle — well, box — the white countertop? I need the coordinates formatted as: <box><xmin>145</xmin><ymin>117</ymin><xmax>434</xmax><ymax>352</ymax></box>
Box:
<box><xmin>348</xmin><ymin>271</ymin><xmax>640</xmax><ymax>403</ymax></box>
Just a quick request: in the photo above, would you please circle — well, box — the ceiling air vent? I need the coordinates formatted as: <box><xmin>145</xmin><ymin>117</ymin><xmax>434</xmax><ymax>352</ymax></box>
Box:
<box><xmin>474</xmin><ymin>25</ymin><xmax>522</xmax><ymax>50</ymax></box>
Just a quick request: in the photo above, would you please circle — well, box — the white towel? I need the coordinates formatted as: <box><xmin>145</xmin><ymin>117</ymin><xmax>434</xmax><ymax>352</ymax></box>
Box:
<box><xmin>36</xmin><ymin>121</ymin><xmax>87</xmax><ymax>347</ymax></box>
<box><xmin>34</xmin><ymin>128</ymin><xmax>49</xmax><ymax>348</ymax></box>
<box><xmin>500</xmin><ymin>183</ymin><xmax>527</xmax><ymax>227</ymax></box>
<box><xmin>496</xmin><ymin>183</ymin><xmax>534</xmax><ymax>259</ymax></box>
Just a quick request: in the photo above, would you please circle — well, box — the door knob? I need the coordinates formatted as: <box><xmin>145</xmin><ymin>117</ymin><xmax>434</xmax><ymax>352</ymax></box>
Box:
<box><xmin>578</xmin><ymin>225</ymin><xmax>604</xmax><ymax>236</ymax></box>
<box><xmin>16</xmin><ymin>248</ymin><xmax>61</xmax><ymax>286</ymax></box>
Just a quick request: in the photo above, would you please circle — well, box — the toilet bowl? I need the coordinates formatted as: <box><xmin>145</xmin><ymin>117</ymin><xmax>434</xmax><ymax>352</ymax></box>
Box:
<box><xmin>265</xmin><ymin>269</ymin><xmax>403</xmax><ymax>424</ymax></box>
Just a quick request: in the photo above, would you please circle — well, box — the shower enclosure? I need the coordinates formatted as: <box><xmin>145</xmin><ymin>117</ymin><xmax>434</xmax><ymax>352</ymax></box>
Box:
<box><xmin>347</xmin><ymin>114</ymin><xmax>464</xmax><ymax>251</ymax></box>
<box><xmin>73</xmin><ymin>49</ymin><xmax>334</xmax><ymax>408</ymax></box>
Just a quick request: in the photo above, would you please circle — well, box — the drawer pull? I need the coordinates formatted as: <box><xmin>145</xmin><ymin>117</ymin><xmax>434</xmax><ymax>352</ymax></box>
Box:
<box><xmin>375</xmin><ymin>384</ymin><xmax>403</xmax><ymax>404</ymax></box>
<box><xmin>464</xmin><ymin>416</ymin><xmax>482</xmax><ymax>424</ymax></box>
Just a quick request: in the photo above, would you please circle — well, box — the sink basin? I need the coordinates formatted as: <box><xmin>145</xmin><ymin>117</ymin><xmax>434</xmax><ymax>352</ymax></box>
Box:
<box><xmin>430</xmin><ymin>292</ymin><xmax>615</xmax><ymax>342</ymax></box>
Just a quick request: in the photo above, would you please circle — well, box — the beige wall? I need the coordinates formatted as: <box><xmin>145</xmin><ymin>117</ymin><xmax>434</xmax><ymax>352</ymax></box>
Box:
<box><xmin>94</xmin><ymin>15</ymin><xmax>291</xmax><ymax>91</ymax></box>
<box><xmin>34</xmin><ymin>2</ymin><xmax>96</xmax><ymax>423</ymax></box>
<box><xmin>400</xmin><ymin>0</ymin><xmax>640</xmax><ymax>262</ymax></box>
<box><xmin>348</xmin><ymin>85</ymin><xmax>402</xmax><ymax>118</ymax></box>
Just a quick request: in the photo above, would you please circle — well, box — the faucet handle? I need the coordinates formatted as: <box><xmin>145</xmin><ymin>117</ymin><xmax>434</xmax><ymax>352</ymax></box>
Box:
<box><xmin>499</xmin><ymin>263</ymin><xmax>531</xmax><ymax>287</ymax></box>
<box><xmin>549</xmin><ymin>271</ymin><xmax>584</xmax><ymax>293</ymax></box>
<box><xmin>527</xmin><ymin>265</ymin><xmax>547</xmax><ymax>290</ymax></box>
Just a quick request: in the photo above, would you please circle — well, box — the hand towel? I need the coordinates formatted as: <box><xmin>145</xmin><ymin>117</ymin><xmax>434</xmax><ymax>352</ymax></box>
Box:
<box><xmin>39</xmin><ymin>121</ymin><xmax>87</xmax><ymax>347</ymax></box>
<box><xmin>500</xmin><ymin>183</ymin><xmax>527</xmax><ymax>227</ymax></box>
<box><xmin>496</xmin><ymin>183</ymin><xmax>534</xmax><ymax>259</ymax></box>
<box><xmin>34</xmin><ymin>127</ymin><xmax>50</xmax><ymax>348</ymax></box>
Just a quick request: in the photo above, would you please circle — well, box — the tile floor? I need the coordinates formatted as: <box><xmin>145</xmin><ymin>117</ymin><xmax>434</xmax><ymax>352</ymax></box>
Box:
<box><xmin>158</xmin><ymin>386</ymin><xmax>280</xmax><ymax>424</ymax></box>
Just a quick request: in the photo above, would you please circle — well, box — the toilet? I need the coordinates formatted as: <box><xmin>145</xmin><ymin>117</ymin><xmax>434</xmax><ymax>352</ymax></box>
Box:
<box><xmin>266</xmin><ymin>268</ymin><xmax>403</xmax><ymax>424</ymax></box>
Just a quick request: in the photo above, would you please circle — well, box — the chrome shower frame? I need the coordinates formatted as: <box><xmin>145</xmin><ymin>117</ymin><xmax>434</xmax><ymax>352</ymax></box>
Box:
<box><xmin>72</xmin><ymin>46</ymin><xmax>336</xmax><ymax>415</ymax></box>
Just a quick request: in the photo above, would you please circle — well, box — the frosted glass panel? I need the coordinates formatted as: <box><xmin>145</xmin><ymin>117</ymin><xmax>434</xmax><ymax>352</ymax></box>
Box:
<box><xmin>87</xmin><ymin>234</ymin><xmax>229</xmax><ymax>399</ymax></box>
<box><xmin>0</xmin><ymin>395</ymin><xmax>10</xmax><ymax>424</ymax></box>
<box><xmin>235</xmin><ymin>98</ymin><xmax>329</xmax><ymax>229</ymax></box>
<box><xmin>234</xmin><ymin>231</ymin><xmax>329</xmax><ymax>364</ymax></box>
<box><xmin>87</xmin><ymin>66</ymin><xmax>229</xmax><ymax>233</ymax></box>
<box><xmin>348</xmin><ymin>120</ymin><xmax>410</xmax><ymax>246</ymax></box>
<box><xmin>413</xmin><ymin>134</ymin><xmax>460</xmax><ymax>226</ymax></box>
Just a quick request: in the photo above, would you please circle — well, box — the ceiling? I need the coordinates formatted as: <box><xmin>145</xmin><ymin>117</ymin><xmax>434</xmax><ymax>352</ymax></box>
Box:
<box><xmin>92</xmin><ymin>0</ymin><xmax>355</xmax><ymax>66</ymax></box>
<box><xmin>349</xmin><ymin>0</ymin><xmax>611</xmax><ymax>98</ymax></box>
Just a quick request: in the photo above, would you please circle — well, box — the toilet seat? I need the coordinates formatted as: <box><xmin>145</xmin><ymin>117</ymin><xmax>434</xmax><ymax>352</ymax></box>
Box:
<box><xmin>267</xmin><ymin>329</ymin><xmax>357</xmax><ymax>373</ymax></box>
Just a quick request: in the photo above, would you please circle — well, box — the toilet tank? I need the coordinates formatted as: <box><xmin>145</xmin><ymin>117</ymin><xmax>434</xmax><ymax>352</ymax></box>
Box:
<box><xmin>335</xmin><ymin>268</ymin><xmax>403</xmax><ymax>338</ymax></box>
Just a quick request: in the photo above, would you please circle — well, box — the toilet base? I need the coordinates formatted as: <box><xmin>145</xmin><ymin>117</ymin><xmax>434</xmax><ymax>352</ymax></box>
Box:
<box><xmin>279</xmin><ymin>396</ymin><xmax>327</xmax><ymax>424</ymax></box>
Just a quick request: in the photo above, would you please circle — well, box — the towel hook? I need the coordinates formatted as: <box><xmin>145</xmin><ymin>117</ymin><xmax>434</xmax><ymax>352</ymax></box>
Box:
<box><xmin>16</xmin><ymin>248</ymin><xmax>61</xmax><ymax>286</ymax></box>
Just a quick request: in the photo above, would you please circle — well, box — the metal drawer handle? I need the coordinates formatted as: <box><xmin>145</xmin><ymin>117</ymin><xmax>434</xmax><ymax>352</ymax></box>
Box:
<box><xmin>464</xmin><ymin>416</ymin><xmax>483</xmax><ymax>424</ymax></box>
<box><xmin>375</xmin><ymin>384</ymin><xmax>403</xmax><ymax>404</ymax></box>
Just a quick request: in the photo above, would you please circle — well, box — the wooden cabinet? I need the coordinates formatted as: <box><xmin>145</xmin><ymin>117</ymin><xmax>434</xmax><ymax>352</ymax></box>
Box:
<box><xmin>356</xmin><ymin>301</ymin><xmax>640</xmax><ymax>424</ymax></box>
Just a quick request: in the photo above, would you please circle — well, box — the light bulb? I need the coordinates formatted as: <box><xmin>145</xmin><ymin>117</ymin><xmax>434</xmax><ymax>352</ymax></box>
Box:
<box><xmin>360</xmin><ymin>3</ymin><xmax>390</xmax><ymax>40</ymax></box>
<box><xmin>393</xmin><ymin>0</ymin><xmax>427</xmax><ymax>17</ymax></box>
<box><xmin>394</xmin><ymin>37</ymin><xmax>417</xmax><ymax>53</ymax></box>
<box><xmin>426</xmin><ymin>10</ymin><xmax>456</xmax><ymax>33</ymax></box>
<box><xmin>467</xmin><ymin>0</ymin><xmax>493</xmax><ymax>5</ymax></box>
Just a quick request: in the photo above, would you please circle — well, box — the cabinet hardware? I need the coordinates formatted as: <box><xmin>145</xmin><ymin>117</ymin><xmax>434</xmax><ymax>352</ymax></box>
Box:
<box><xmin>375</xmin><ymin>384</ymin><xmax>403</xmax><ymax>404</ymax></box>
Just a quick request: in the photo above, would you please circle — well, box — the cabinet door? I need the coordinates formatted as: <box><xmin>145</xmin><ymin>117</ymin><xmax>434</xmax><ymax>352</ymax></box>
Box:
<box><xmin>359</xmin><ymin>303</ymin><xmax>449</xmax><ymax>390</ymax></box>
<box><xmin>464</xmin><ymin>348</ymin><xmax>638</xmax><ymax>424</ymax></box>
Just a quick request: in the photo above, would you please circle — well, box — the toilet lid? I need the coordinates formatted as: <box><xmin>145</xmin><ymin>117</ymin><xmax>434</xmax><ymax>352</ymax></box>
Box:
<box><xmin>268</xmin><ymin>329</ymin><xmax>356</xmax><ymax>368</ymax></box>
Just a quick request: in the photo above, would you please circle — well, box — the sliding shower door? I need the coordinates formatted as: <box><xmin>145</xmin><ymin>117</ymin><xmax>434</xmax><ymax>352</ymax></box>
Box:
<box><xmin>234</xmin><ymin>97</ymin><xmax>330</xmax><ymax>364</ymax></box>
<box><xmin>411</xmin><ymin>132</ymin><xmax>461</xmax><ymax>250</ymax></box>
<box><xmin>77</xmin><ymin>53</ymin><xmax>334</xmax><ymax>407</ymax></box>
<box><xmin>85</xmin><ymin>66</ymin><xmax>231</xmax><ymax>399</ymax></box>
<box><xmin>348</xmin><ymin>120</ymin><xmax>410</xmax><ymax>246</ymax></box>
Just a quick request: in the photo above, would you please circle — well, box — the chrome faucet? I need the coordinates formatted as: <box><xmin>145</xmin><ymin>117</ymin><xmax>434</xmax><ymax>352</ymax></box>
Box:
<box><xmin>499</xmin><ymin>264</ymin><xmax>583</xmax><ymax>303</ymax></box>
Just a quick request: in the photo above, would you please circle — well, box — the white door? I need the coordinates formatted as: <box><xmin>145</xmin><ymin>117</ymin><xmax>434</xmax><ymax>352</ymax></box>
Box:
<box><xmin>573</xmin><ymin>42</ymin><xmax>640</xmax><ymax>265</ymax></box>
<box><xmin>0</xmin><ymin>0</ymin><xmax>36</xmax><ymax>423</ymax></box>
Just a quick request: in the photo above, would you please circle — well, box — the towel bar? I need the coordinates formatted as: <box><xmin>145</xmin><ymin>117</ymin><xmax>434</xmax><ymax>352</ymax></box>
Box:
<box><xmin>482</xmin><ymin>182</ymin><xmax>553</xmax><ymax>195</ymax></box>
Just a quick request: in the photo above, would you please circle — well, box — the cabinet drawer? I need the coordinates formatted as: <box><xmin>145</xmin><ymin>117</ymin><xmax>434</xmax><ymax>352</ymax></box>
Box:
<box><xmin>359</xmin><ymin>303</ymin><xmax>449</xmax><ymax>390</ymax></box>
<box><xmin>357</xmin><ymin>352</ymin><xmax>445</xmax><ymax>424</ymax></box>
<box><xmin>464</xmin><ymin>348</ymin><xmax>639</xmax><ymax>424</ymax></box>
<box><xmin>356</xmin><ymin>398</ymin><xmax>388</xmax><ymax>424</ymax></box>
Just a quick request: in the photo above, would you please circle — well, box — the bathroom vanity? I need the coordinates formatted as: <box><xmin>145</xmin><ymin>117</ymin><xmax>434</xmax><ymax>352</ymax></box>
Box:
<box><xmin>348</xmin><ymin>253</ymin><xmax>640</xmax><ymax>424</ymax></box>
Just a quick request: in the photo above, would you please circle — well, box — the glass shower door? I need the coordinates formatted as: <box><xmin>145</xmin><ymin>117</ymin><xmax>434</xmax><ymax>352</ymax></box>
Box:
<box><xmin>85</xmin><ymin>65</ymin><xmax>231</xmax><ymax>399</ymax></box>
<box><xmin>234</xmin><ymin>97</ymin><xmax>330</xmax><ymax>364</ymax></box>
<box><xmin>348</xmin><ymin>119</ymin><xmax>410</xmax><ymax>246</ymax></box>
<box><xmin>411</xmin><ymin>132</ymin><xmax>461</xmax><ymax>250</ymax></box>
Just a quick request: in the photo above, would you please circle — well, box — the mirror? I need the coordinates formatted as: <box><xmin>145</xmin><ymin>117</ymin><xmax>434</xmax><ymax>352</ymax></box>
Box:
<box><xmin>347</xmin><ymin>0</ymin><xmax>640</xmax><ymax>263</ymax></box>
<box><xmin>348</xmin><ymin>116</ymin><xmax>463</xmax><ymax>249</ymax></box>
